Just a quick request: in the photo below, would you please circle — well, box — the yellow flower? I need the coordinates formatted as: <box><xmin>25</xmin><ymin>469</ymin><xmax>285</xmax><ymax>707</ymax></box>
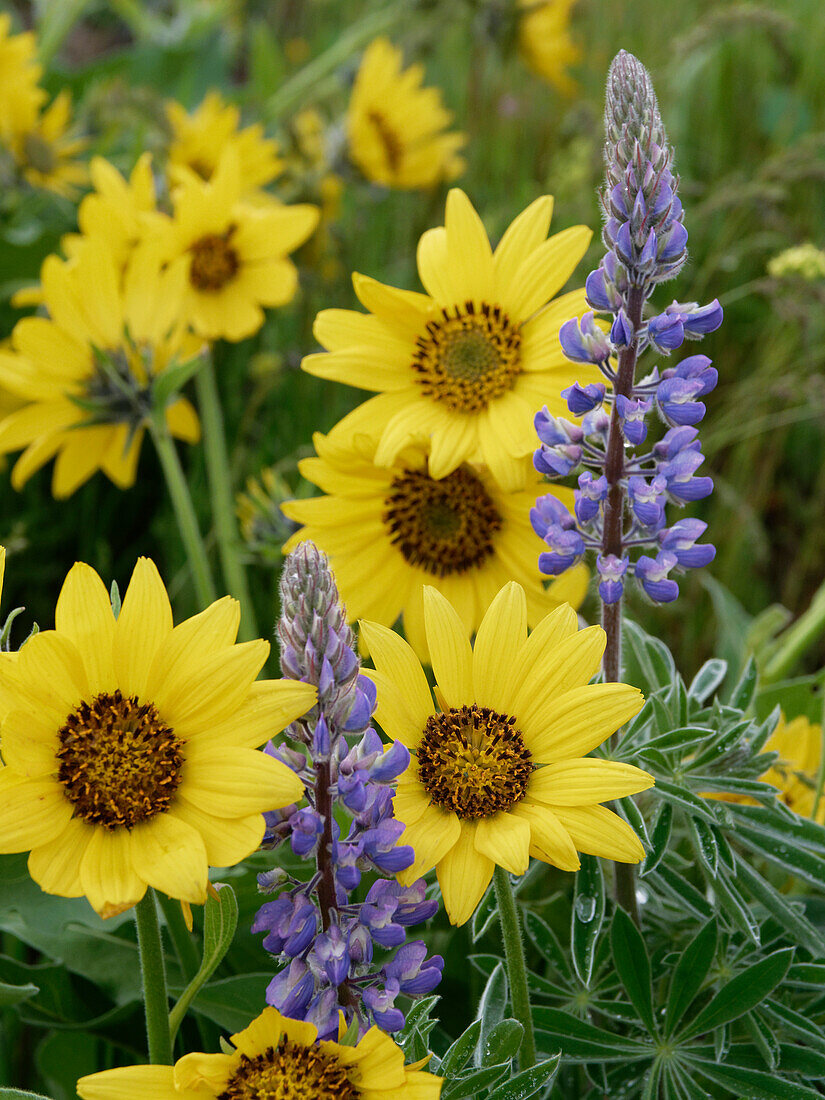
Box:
<box><xmin>10</xmin><ymin>90</ymin><xmax>89</xmax><ymax>199</ymax></box>
<box><xmin>0</xmin><ymin>13</ymin><xmax>45</xmax><ymax>144</ymax></box>
<box><xmin>0</xmin><ymin>240</ymin><xmax>201</xmax><ymax>498</ymax></box>
<box><xmin>76</xmin><ymin>1005</ymin><xmax>441</xmax><ymax>1100</ymax></box>
<box><xmin>0</xmin><ymin>559</ymin><xmax>315</xmax><ymax>919</ymax></box>
<box><xmin>166</xmin><ymin>90</ymin><xmax>283</xmax><ymax>192</ymax></box>
<box><xmin>361</xmin><ymin>582</ymin><xmax>651</xmax><ymax>925</ymax></box>
<box><xmin>709</xmin><ymin>713</ymin><xmax>824</xmax><ymax>821</ymax></box>
<box><xmin>283</xmin><ymin>430</ymin><xmax>587</xmax><ymax>658</ymax></box>
<box><xmin>302</xmin><ymin>189</ymin><xmax>596</xmax><ymax>491</ymax></box>
<box><xmin>147</xmin><ymin>147</ymin><xmax>318</xmax><ymax>341</ymax></box>
<box><xmin>347</xmin><ymin>38</ymin><xmax>466</xmax><ymax>190</ymax></box>
<box><xmin>74</xmin><ymin>153</ymin><xmax>161</xmax><ymax>265</ymax></box>
<box><xmin>518</xmin><ymin>0</ymin><xmax>581</xmax><ymax>97</ymax></box>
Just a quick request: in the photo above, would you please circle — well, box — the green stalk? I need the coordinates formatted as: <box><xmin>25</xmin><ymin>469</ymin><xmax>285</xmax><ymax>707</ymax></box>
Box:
<box><xmin>492</xmin><ymin>865</ymin><xmax>536</xmax><ymax>1070</ymax></box>
<box><xmin>762</xmin><ymin>577</ymin><xmax>825</xmax><ymax>684</ymax></box>
<box><xmin>134</xmin><ymin>890</ymin><xmax>174</xmax><ymax>1065</ymax></box>
<box><xmin>157</xmin><ymin>894</ymin><xmax>200</xmax><ymax>981</ymax></box>
<box><xmin>195</xmin><ymin>359</ymin><xmax>259</xmax><ymax>642</ymax></box>
<box><xmin>149</xmin><ymin>419</ymin><xmax>217</xmax><ymax>609</ymax></box>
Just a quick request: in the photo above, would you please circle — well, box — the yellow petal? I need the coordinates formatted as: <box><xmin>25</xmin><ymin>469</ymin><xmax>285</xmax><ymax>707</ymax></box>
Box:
<box><xmin>181</xmin><ymin>747</ymin><xmax>304</xmax><ymax>817</ymax></box>
<box><xmin>113</xmin><ymin>558</ymin><xmax>173</xmax><ymax>700</ymax></box>
<box><xmin>416</xmin><ymin>226</ymin><xmax>451</xmax><ymax>303</ymax></box>
<box><xmin>513</xmin><ymin>625</ymin><xmax>606</xmax><ymax>722</ymax></box>
<box><xmin>523</xmin><ymin>683</ymin><xmax>645</xmax><ymax>761</ymax></box>
<box><xmin>77</xmin><ymin>1065</ymin><xmax>178</xmax><ymax>1100</ymax></box>
<box><xmin>170</xmin><ymin>800</ymin><xmax>266</xmax><ymax>867</ymax></box>
<box><xmin>55</xmin><ymin>561</ymin><xmax>116</xmax><ymax>694</ymax></box>
<box><xmin>79</xmin><ymin>827</ymin><xmax>146</xmax><ymax>918</ymax></box>
<box><xmin>436</xmin><ymin>821</ymin><xmax>494</xmax><ymax>926</ymax></box>
<box><xmin>472</xmin><ymin>581</ymin><xmax>527</xmax><ymax>712</ymax></box>
<box><xmin>493</xmin><ymin>195</ymin><xmax>554</xmax><ymax>291</ymax></box>
<box><xmin>510</xmin><ymin>603</ymin><xmax>579</xmax><ymax>699</ymax></box>
<box><xmin>0</xmin><ymin>771</ymin><xmax>73</xmax><ymax>851</ymax></box>
<box><xmin>528</xmin><ymin>759</ymin><xmax>655</xmax><ymax>806</ymax></box>
<box><xmin>359</xmin><ymin>619</ymin><xmax>433</xmax><ymax>730</ymax></box>
<box><xmin>474</xmin><ymin>812</ymin><xmax>530</xmax><ymax>875</ymax></box>
<box><xmin>397</xmin><ymin>802</ymin><xmax>462</xmax><ymax>884</ymax></box>
<box><xmin>187</xmin><ymin>679</ymin><xmax>316</xmax><ymax>750</ymax></box>
<box><xmin>336</xmin><ymin>1025</ymin><xmax>406</xmax><ymax>1089</ymax></box>
<box><xmin>423</xmin><ymin>586</ymin><xmax>473</xmax><ymax>707</ymax></box>
<box><xmin>0</xmin><ymin>709</ymin><xmax>58</xmax><ymax>776</ymax></box>
<box><xmin>392</xmin><ymin>780</ymin><xmax>432</xmax><ymax>829</ymax></box>
<box><xmin>362</xmin><ymin>668</ymin><xmax>426</xmax><ymax>749</ymax></box>
<box><xmin>17</xmin><ymin>630</ymin><xmax>88</xmax><ymax>720</ymax></box>
<box><xmin>153</xmin><ymin>640</ymin><xmax>269</xmax><ymax>732</ymax></box>
<box><xmin>146</xmin><ymin>596</ymin><xmax>241</xmax><ymax>700</ymax></box>
<box><xmin>511</xmin><ymin>802</ymin><xmax>580</xmax><ymax>871</ymax></box>
<box><xmin>551</xmin><ymin>804</ymin><xmax>646</xmax><ymax>863</ymax></box>
<box><xmin>505</xmin><ymin>225</ymin><xmax>592</xmax><ymax>322</ymax></box>
<box><xmin>443</xmin><ymin>188</ymin><xmax>494</xmax><ymax>304</ymax></box>
<box><xmin>130</xmin><ymin>813</ymin><xmax>208</xmax><ymax>902</ymax></box>
<box><xmin>28</xmin><ymin>816</ymin><xmax>94</xmax><ymax>896</ymax></box>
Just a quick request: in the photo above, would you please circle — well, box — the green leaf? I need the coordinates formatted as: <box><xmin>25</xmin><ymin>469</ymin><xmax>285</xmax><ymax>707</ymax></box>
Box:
<box><xmin>687</xmin><ymin>816</ymin><xmax>718</xmax><ymax>877</ymax></box>
<box><xmin>184</xmin><ymin>973</ymin><xmax>270</xmax><ymax>1032</ymax></box>
<box><xmin>169</xmin><ymin>883</ymin><xmax>239</xmax><ymax>1038</ymax></box>
<box><xmin>609</xmin><ymin>908</ymin><xmax>655</xmax><ymax>1034</ymax></box>
<box><xmin>151</xmin><ymin>351</ymin><xmax>207</xmax><ymax>415</ymax></box>
<box><xmin>744</xmin><ymin>1011</ymin><xmax>780</xmax><ymax>1070</ymax></box>
<box><xmin>0</xmin><ymin>1091</ymin><xmax>57</xmax><ymax>1100</ymax></box>
<box><xmin>664</xmin><ymin>918</ymin><xmax>717</xmax><ymax>1036</ymax></box>
<box><xmin>437</xmin><ymin>1021</ymin><xmax>482</xmax><ymax>1078</ymax></box>
<box><xmin>639</xmin><ymin>726</ymin><xmax>714</xmax><ymax>755</ymax></box>
<box><xmin>734</xmin><ymin>820</ymin><xmax>825</xmax><ymax>890</ymax></box>
<box><xmin>679</xmin><ymin>948</ymin><xmax>794</xmax><ymax>1039</ymax></box>
<box><xmin>480</xmin><ymin>1020</ymin><xmax>524</xmax><ymax>1067</ymax></box>
<box><xmin>735</xmin><ymin>859</ymin><xmax>825</xmax><ymax>956</ymax></box>
<box><xmin>653</xmin><ymin>780</ymin><xmax>717</xmax><ymax>824</ymax></box>
<box><xmin>726</xmin><ymin>801</ymin><xmax>825</xmax><ymax>856</ymax></box>
<box><xmin>571</xmin><ymin>854</ymin><xmax>605</xmax><ymax>988</ymax></box>
<box><xmin>440</xmin><ymin>1063</ymin><xmax>510</xmax><ymax>1100</ymax></box>
<box><xmin>533</xmin><ymin>1008</ymin><xmax>653</xmax><ymax>1063</ymax></box>
<box><xmin>689</xmin><ymin>659</ymin><xmax>727</xmax><ymax>704</ymax></box>
<box><xmin>728</xmin><ymin>655</ymin><xmax>758</xmax><ymax>710</ymax></box>
<box><xmin>690</xmin><ymin>1058</ymin><xmax>822</xmax><ymax>1099</ymax></box>
<box><xmin>486</xmin><ymin>1054</ymin><xmax>561</xmax><ymax>1100</ymax></box>
<box><xmin>706</xmin><ymin>870</ymin><xmax>760</xmax><ymax>943</ymax></box>
<box><xmin>522</xmin><ymin>911</ymin><xmax>573</xmax><ymax>980</ymax></box>
<box><xmin>623</xmin><ymin>620</ymin><xmax>677</xmax><ymax>694</ymax></box>
<box><xmin>472</xmin><ymin>885</ymin><xmax>498</xmax><ymax>943</ymax></box>
<box><xmin>474</xmin><ymin>962</ymin><xmax>508</xmax><ymax>1068</ymax></box>
<box><xmin>649</xmin><ymin>864</ymin><xmax>713</xmax><ymax>919</ymax></box>
<box><xmin>640</xmin><ymin>801</ymin><xmax>672</xmax><ymax>878</ymax></box>
<box><xmin>618</xmin><ymin>795</ymin><xmax>650</xmax><ymax>849</ymax></box>
<box><xmin>0</xmin><ymin>978</ymin><xmax>38</xmax><ymax>1008</ymax></box>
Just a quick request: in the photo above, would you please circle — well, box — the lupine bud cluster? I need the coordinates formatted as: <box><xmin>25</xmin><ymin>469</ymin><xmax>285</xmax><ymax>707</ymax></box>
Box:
<box><xmin>254</xmin><ymin>542</ymin><xmax>442</xmax><ymax>1040</ymax></box>
<box><xmin>533</xmin><ymin>50</ymin><xmax>722</xmax><ymax>606</ymax></box>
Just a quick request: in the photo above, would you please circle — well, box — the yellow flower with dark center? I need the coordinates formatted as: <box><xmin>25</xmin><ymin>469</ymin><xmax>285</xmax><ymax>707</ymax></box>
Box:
<box><xmin>11</xmin><ymin>90</ymin><xmax>89</xmax><ymax>199</ymax></box>
<box><xmin>362</xmin><ymin>582</ymin><xmax>651</xmax><ymax>925</ymax></box>
<box><xmin>347</xmin><ymin>38</ymin><xmax>465</xmax><ymax>190</ymax></box>
<box><xmin>147</xmin><ymin>147</ymin><xmax>318</xmax><ymax>341</ymax></box>
<box><xmin>302</xmin><ymin>189</ymin><xmax>596</xmax><ymax>491</ymax></box>
<box><xmin>0</xmin><ymin>240</ymin><xmax>201</xmax><ymax>498</ymax></box>
<box><xmin>282</xmin><ymin>430</ymin><xmax>587</xmax><ymax>658</ymax></box>
<box><xmin>0</xmin><ymin>559</ymin><xmax>315</xmax><ymax>919</ymax></box>
<box><xmin>0</xmin><ymin>13</ymin><xmax>45</xmax><ymax>144</ymax></box>
<box><xmin>166</xmin><ymin>91</ymin><xmax>283</xmax><ymax>192</ymax></box>
<box><xmin>76</xmin><ymin>1005</ymin><xmax>441</xmax><ymax>1099</ymax></box>
<box><xmin>518</xmin><ymin>0</ymin><xmax>581</xmax><ymax>96</ymax></box>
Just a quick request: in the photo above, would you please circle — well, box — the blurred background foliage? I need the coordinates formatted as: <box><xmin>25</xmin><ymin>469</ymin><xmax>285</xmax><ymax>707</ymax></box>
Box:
<box><xmin>0</xmin><ymin>0</ymin><xmax>824</xmax><ymax>678</ymax></box>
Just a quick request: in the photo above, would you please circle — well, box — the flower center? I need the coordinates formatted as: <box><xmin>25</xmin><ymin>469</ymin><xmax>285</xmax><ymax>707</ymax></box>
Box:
<box><xmin>218</xmin><ymin>1041</ymin><xmax>357</xmax><ymax>1100</ymax></box>
<box><xmin>413</xmin><ymin>303</ymin><xmax>522</xmax><ymax>412</ymax></box>
<box><xmin>418</xmin><ymin>705</ymin><xmax>532</xmax><ymax>819</ymax></box>
<box><xmin>366</xmin><ymin>109</ymin><xmax>402</xmax><ymax>173</ymax></box>
<box><xmin>189</xmin><ymin>230</ymin><xmax>240</xmax><ymax>291</ymax></box>
<box><xmin>56</xmin><ymin>690</ymin><xmax>185</xmax><ymax>830</ymax></box>
<box><xmin>22</xmin><ymin>133</ymin><xmax>57</xmax><ymax>175</ymax></box>
<box><xmin>383</xmin><ymin>465</ymin><xmax>502</xmax><ymax>577</ymax></box>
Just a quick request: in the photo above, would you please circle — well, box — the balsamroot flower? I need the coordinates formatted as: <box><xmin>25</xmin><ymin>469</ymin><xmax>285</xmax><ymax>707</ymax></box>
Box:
<box><xmin>0</xmin><ymin>559</ymin><xmax>315</xmax><ymax>918</ymax></box>
<box><xmin>303</xmin><ymin>189</ymin><xmax>595</xmax><ymax>491</ymax></box>
<box><xmin>362</xmin><ymin>582</ymin><xmax>652</xmax><ymax>926</ymax></box>
<box><xmin>282</xmin><ymin>431</ymin><xmax>587</xmax><ymax>658</ymax></box>
<box><xmin>76</xmin><ymin>1006</ymin><xmax>442</xmax><ymax>1100</ymax></box>
<box><xmin>8</xmin><ymin>90</ymin><xmax>88</xmax><ymax>198</ymax></box>
<box><xmin>518</xmin><ymin>0</ymin><xmax>580</xmax><ymax>97</ymax></box>
<box><xmin>347</xmin><ymin>38</ymin><xmax>465</xmax><ymax>190</ymax></box>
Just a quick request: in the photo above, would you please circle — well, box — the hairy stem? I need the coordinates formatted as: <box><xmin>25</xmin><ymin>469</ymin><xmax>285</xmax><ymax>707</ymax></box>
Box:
<box><xmin>135</xmin><ymin>890</ymin><xmax>174</xmax><ymax>1065</ymax></box>
<box><xmin>150</xmin><ymin>419</ymin><xmax>217</xmax><ymax>609</ymax></box>
<box><xmin>493</xmin><ymin>865</ymin><xmax>537</xmax><ymax>1070</ymax></box>
<box><xmin>195</xmin><ymin>358</ymin><xmax>259</xmax><ymax>641</ymax></box>
<box><xmin>601</xmin><ymin>284</ymin><xmax>645</xmax><ymax>925</ymax></box>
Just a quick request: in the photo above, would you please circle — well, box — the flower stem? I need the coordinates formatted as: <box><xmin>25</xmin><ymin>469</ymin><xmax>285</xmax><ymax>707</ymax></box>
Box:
<box><xmin>150</xmin><ymin>419</ymin><xmax>217</xmax><ymax>609</ymax></box>
<box><xmin>492</xmin><ymin>864</ymin><xmax>536</xmax><ymax>1070</ymax></box>
<box><xmin>601</xmin><ymin>284</ymin><xmax>645</xmax><ymax>926</ymax></box>
<box><xmin>195</xmin><ymin>358</ymin><xmax>259</xmax><ymax>642</ymax></box>
<box><xmin>762</xmin><ymin>577</ymin><xmax>825</xmax><ymax>684</ymax></box>
<box><xmin>135</xmin><ymin>890</ymin><xmax>174</xmax><ymax>1065</ymax></box>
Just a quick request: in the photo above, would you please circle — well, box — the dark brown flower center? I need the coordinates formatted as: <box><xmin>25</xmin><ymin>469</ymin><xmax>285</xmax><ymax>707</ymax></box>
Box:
<box><xmin>189</xmin><ymin>229</ymin><xmax>240</xmax><ymax>291</ymax></box>
<box><xmin>56</xmin><ymin>690</ymin><xmax>185</xmax><ymax>830</ymax></box>
<box><xmin>418</xmin><ymin>705</ymin><xmax>532</xmax><ymax>819</ymax></box>
<box><xmin>366</xmin><ymin>109</ymin><xmax>402</xmax><ymax>174</ymax></box>
<box><xmin>412</xmin><ymin>303</ymin><xmax>521</xmax><ymax>412</ymax></box>
<box><xmin>383</xmin><ymin>465</ymin><xmax>502</xmax><ymax>576</ymax></box>
<box><xmin>218</xmin><ymin>1040</ymin><xmax>357</xmax><ymax>1100</ymax></box>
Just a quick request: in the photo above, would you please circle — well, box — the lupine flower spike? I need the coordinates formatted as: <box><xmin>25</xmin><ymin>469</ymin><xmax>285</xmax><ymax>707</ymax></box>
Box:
<box><xmin>533</xmin><ymin>50</ymin><xmax>722</xmax><ymax>673</ymax></box>
<box><xmin>254</xmin><ymin>543</ymin><xmax>442</xmax><ymax>1039</ymax></box>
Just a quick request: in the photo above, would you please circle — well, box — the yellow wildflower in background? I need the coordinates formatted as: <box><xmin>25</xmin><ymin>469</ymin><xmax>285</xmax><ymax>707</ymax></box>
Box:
<box><xmin>9</xmin><ymin>90</ymin><xmax>88</xmax><ymax>198</ymax></box>
<box><xmin>166</xmin><ymin>90</ymin><xmax>283</xmax><ymax>192</ymax></box>
<box><xmin>0</xmin><ymin>241</ymin><xmax>201</xmax><ymax>497</ymax></box>
<box><xmin>347</xmin><ymin>38</ymin><xmax>466</xmax><ymax>190</ymax></box>
<box><xmin>283</xmin><ymin>430</ymin><xmax>587</xmax><ymax>658</ymax></box>
<box><xmin>77</xmin><ymin>1005</ymin><xmax>441</xmax><ymax>1100</ymax></box>
<box><xmin>767</xmin><ymin>243</ymin><xmax>825</xmax><ymax>282</ymax></box>
<box><xmin>518</xmin><ymin>0</ymin><xmax>581</xmax><ymax>96</ymax></box>
<box><xmin>0</xmin><ymin>559</ymin><xmax>314</xmax><ymax>918</ymax></box>
<box><xmin>303</xmin><ymin>189</ymin><xmax>594</xmax><ymax>491</ymax></box>
<box><xmin>147</xmin><ymin>148</ymin><xmax>318</xmax><ymax>341</ymax></box>
<box><xmin>362</xmin><ymin>582</ymin><xmax>650</xmax><ymax>925</ymax></box>
<box><xmin>0</xmin><ymin>13</ymin><xmax>45</xmax><ymax>145</ymax></box>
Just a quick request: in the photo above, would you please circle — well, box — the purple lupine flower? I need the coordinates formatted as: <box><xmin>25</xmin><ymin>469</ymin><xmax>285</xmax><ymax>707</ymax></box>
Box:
<box><xmin>530</xmin><ymin>494</ymin><xmax>576</xmax><ymax>540</ymax></box>
<box><xmin>615</xmin><ymin>395</ymin><xmax>652</xmax><ymax>445</ymax></box>
<box><xmin>575</xmin><ymin>471</ymin><xmax>609</xmax><ymax>526</ymax></box>
<box><xmin>289</xmin><ymin>809</ymin><xmax>324</xmax><ymax>857</ymax></box>
<box><xmin>636</xmin><ymin>552</ymin><xmax>680</xmax><ymax>603</ymax></box>
<box><xmin>628</xmin><ymin>475</ymin><xmax>667</xmax><ymax>530</ymax></box>
<box><xmin>660</xmin><ymin>519</ymin><xmax>716</xmax><ymax>568</ymax></box>
<box><xmin>562</xmin><ymin>381</ymin><xmax>606</xmax><ymax>415</ymax></box>
<box><xmin>313</xmin><ymin>925</ymin><xmax>350</xmax><ymax>987</ymax></box>
<box><xmin>664</xmin><ymin>299</ymin><xmax>723</xmax><ymax>337</ymax></box>
<box><xmin>559</xmin><ymin>313</ymin><xmax>612</xmax><ymax>364</ymax></box>
<box><xmin>363</xmin><ymin>981</ymin><xmax>405</xmax><ymax>1032</ymax></box>
<box><xmin>267</xmin><ymin>959</ymin><xmax>315</xmax><ymax>1017</ymax></box>
<box><xmin>597</xmin><ymin>554</ymin><xmax>629</xmax><ymax>604</ymax></box>
<box><xmin>539</xmin><ymin>526</ymin><xmax>586</xmax><ymax>575</ymax></box>
<box><xmin>535</xmin><ymin>443</ymin><xmax>582</xmax><ymax>477</ymax></box>
<box><xmin>534</xmin><ymin>407</ymin><xmax>584</xmax><ymax>447</ymax></box>
<box><xmin>660</xmin><ymin>449</ymin><xmax>714</xmax><ymax>502</ymax></box>
<box><xmin>384</xmin><ymin>942</ymin><xmax>445</xmax><ymax>996</ymax></box>
<box><xmin>610</xmin><ymin>308</ymin><xmax>634</xmax><ymax>347</ymax></box>
<box><xmin>657</xmin><ymin>378</ymin><xmax>707</xmax><ymax>426</ymax></box>
<box><xmin>647</xmin><ymin>312</ymin><xmax>685</xmax><ymax>353</ymax></box>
